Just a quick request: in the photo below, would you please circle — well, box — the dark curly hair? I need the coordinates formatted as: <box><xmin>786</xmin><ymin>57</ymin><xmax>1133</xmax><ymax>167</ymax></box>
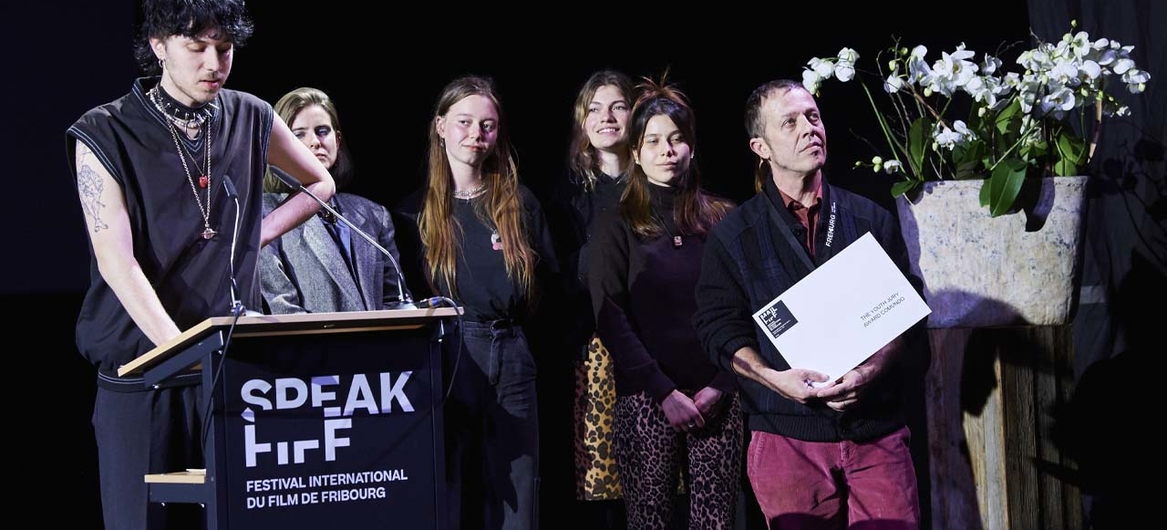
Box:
<box><xmin>133</xmin><ymin>0</ymin><xmax>254</xmax><ymax>75</ymax></box>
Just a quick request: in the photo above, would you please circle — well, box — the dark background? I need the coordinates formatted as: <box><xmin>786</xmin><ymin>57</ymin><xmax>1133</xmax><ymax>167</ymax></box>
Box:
<box><xmin>8</xmin><ymin>1</ymin><xmax>1163</xmax><ymax>527</ymax></box>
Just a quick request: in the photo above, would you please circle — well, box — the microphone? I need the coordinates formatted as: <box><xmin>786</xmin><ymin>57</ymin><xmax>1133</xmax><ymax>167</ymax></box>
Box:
<box><xmin>412</xmin><ymin>296</ymin><xmax>452</xmax><ymax>309</ymax></box>
<box><xmin>221</xmin><ymin>176</ymin><xmax>245</xmax><ymax>316</ymax></box>
<box><xmin>270</xmin><ymin>166</ymin><xmax>415</xmax><ymax>309</ymax></box>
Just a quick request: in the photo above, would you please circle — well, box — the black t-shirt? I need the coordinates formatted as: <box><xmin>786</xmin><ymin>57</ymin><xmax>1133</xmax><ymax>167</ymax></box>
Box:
<box><xmin>444</xmin><ymin>185</ymin><xmax>558</xmax><ymax>323</ymax></box>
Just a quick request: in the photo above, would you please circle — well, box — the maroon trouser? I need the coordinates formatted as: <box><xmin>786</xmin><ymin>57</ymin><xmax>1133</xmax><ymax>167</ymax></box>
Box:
<box><xmin>746</xmin><ymin>426</ymin><xmax>919</xmax><ymax>529</ymax></box>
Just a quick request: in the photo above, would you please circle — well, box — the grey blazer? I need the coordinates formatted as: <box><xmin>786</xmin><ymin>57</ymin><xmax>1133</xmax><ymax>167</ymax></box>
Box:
<box><xmin>260</xmin><ymin>192</ymin><xmax>410</xmax><ymax>314</ymax></box>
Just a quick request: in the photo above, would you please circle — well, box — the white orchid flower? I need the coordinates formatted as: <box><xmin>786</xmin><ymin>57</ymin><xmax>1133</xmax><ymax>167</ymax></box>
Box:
<box><xmin>1122</xmin><ymin>68</ymin><xmax>1150</xmax><ymax>93</ymax></box>
<box><xmin>964</xmin><ymin>77</ymin><xmax>992</xmax><ymax>106</ymax></box>
<box><xmin>1066</xmin><ymin>31</ymin><xmax>1092</xmax><ymax>57</ymax></box>
<box><xmin>884</xmin><ymin>74</ymin><xmax>905</xmax><ymax>93</ymax></box>
<box><xmin>981</xmin><ymin>54</ymin><xmax>1002</xmax><ymax>75</ymax></box>
<box><xmin>931</xmin><ymin>45</ymin><xmax>980</xmax><ymax>94</ymax></box>
<box><xmin>907</xmin><ymin>45</ymin><xmax>931</xmax><ymax>83</ymax></box>
<box><xmin>1050</xmin><ymin>59</ymin><xmax>1081</xmax><ymax>85</ymax></box>
<box><xmin>932</xmin><ymin>120</ymin><xmax>976</xmax><ymax>151</ymax></box>
<box><xmin>835</xmin><ymin>61</ymin><xmax>856</xmax><ymax>82</ymax></box>
<box><xmin>809</xmin><ymin>57</ymin><xmax>836</xmax><ymax>78</ymax></box>
<box><xmin>1112</xmin><ymin>57</ymin><xmax>1134</xmax><ymax>75</ymax></box>
<box><xmin>802</xmin><ymin>69</ymin><xmax>824</xmax><ymax>94</ymax></box>
<box><xmin>1040</xmin><ymin>87</ymin><xmax>1077</xmax><ymax>118</ymax></box>
<box><xmin>797</xmin><ymin>27</ymin><xmax>1149</xmax><ymax>193</ymax></box>
<box><xmin>1078</xmin><ymin>60</ymin><xmax>1101</xmax><ymax>82</ymax></box>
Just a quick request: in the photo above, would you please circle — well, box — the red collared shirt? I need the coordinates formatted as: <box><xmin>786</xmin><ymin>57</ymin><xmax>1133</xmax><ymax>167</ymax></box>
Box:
<box><xmin>775</xmin><ymin>185</ymin><xmax>823</xmax><ymax>258</ymax></box>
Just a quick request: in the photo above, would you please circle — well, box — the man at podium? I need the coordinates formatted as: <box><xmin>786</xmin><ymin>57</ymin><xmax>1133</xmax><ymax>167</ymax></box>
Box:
<box><xmin>64</xmin><ymin>1</ymin><xmax>334</xmax><ymax>528</ymax></box>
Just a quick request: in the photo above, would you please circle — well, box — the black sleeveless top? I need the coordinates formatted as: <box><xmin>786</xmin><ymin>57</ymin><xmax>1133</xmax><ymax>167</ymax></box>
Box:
<box><xmin>66</xmin><ymin>77</ymin><xmax>273</xmax><ymax>390</ymax></box>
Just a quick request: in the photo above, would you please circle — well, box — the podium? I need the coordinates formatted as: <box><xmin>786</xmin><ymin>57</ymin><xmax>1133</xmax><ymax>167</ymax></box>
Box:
<box><xmin>118</xmin><ymin>308</ymin><xmax>461</xmax><ymax>530</ymax></box>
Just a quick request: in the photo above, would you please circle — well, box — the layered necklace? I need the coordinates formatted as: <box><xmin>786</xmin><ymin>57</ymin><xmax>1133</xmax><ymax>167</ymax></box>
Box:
<box><xmin>149</xmin><ymin>86</ymin><xmax>218</xmax><ymax>239</ymax></box>
<box><xmin>452</xmin><ymin>180</ymin><xmax>487</xmax><ymax>200</ymax></box>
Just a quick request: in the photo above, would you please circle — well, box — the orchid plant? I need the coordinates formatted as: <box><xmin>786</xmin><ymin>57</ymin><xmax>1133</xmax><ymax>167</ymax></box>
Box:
<box><xmin>802</xmin><ymin>21</ymin><xmax>1150</xmax><ymax>216</ymax></box>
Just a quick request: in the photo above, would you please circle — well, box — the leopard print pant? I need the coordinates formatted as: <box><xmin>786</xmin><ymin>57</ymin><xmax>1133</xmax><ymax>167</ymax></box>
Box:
<box><xmin>614</xmin><ymin>390</ymin><xmax>744</xmax><ymax>529</ymax></box>
<box><xmin>572</xmin><ymin>335</ymin><xmax>623</xmax><ymax>500</ymax></box>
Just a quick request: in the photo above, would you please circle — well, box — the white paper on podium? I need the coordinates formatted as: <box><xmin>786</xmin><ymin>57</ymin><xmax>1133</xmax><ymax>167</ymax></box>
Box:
<box><xmin>752</xmin><ymin>232</ymin><xmax>931</xmax><ymax>384</ymax></box>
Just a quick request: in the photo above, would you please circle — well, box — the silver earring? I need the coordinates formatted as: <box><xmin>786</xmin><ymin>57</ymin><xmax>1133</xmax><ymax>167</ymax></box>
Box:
<box><xmin>158</xmin><ymin>58</ymin><xmax>165</xmax><ymax>70</ymax></box>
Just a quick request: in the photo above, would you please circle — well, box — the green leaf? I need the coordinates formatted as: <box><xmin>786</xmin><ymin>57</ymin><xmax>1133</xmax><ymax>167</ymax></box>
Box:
<box><xmin>860</xmin><ymin>83</ymin><xmax>916</xmax><ymax>180</ymax></box>
<box><xmin>994</xmin><ymin>100</ymin><xmax>1022</xmax><ymax>136</ymax></box>
<box><xmin>986</xmin><ymin>158</ymin><xmax>1027</xmax><ymax>216</ymax></box>
<box><xmin>891</xmin><ymin>179</ymin><xmax>920</xmax><ymax>198</ymax></box>
<box><xmin>1053</xmin><ymin>131</ymin><xmax>1086</xmax><ymax>176</ymax></box>
<box><xmin>954</xmin><ymin>140</ymin><xmax>988</xmax><ymax>179</ymax></box>
<box><xmin>908</xmin><ymin>117</ymin><xmax>930</xmax><ymax>179</ymax></box>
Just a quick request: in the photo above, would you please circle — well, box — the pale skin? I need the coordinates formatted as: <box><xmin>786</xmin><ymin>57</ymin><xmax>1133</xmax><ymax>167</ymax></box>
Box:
<box><xmin>585</xmin><ymin>85</ymin><xmax>632</xmax><ymax>177</ymax></box>
<box><xmin>74</xmin><ymin>28</ymin><xmax>334</xmax><ymax>349</ymax></box>
<box><xmin>435</xmin><ymin>94</ymin><xmax>499</xmax><ymax>195</ymax></box>
<box><xmin>290</xmin><ymin>105</ymin><xmax>340</xmax><ymax>170</ymax></box>
<box><xmin>735</xmin><ymin>85</ymin><xmax>905</xmax><ymax>411</ymax></box>
<box><xmin>632</xmin><ymin>113</ymin><xmax>720</xmax><ymax>432</ymax></box>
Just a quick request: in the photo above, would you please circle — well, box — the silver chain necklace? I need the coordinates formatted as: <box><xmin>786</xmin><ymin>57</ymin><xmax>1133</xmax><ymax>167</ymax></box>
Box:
<box><xmin>452</xmin><ymin>181</ymin><xmax>487</xmax><ymax>200</ymax></box>
<box><xmin>148</xmin><ymin>86</ymin><xmax>214</xmax><ymax>129</ymax></box>
<box><xmin>164</xmin><ymin>118</ymin><xmax>216</xmax><ymax>240</ymax></box>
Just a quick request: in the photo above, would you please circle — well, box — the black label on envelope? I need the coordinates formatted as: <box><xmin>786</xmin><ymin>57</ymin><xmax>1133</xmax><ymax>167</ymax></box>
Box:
<box><xmin>759</xmin><ymin>301</ymin><xmax>797</xmax><ymax>338</ymax></box>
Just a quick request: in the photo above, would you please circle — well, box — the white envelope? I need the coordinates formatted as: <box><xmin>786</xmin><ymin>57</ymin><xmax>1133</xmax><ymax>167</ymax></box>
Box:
<box><xmin>752</xmin><ymin>232</ymin><xmax>931</xmax><ymax>384</ymax></box>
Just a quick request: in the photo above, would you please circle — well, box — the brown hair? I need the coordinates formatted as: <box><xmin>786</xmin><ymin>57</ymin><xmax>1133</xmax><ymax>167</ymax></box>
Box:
<box><xmin>418</xmin><ymin>75</ymin><xmax>536</xmax><ymax>299</ymax></box>
<box><xmin>744</xmin><ymin>79</ymin><xmax>808</xmax><ymax>193</ymax></box>
<box><xmin>568</xmin><ymin>70</ymin><xmax>637</xmax><ymax>191</ymax></box>
<box><xmin>622</xmin><ymin>73</ymin><xmax>732</xmax><ymax>239</ymax></box>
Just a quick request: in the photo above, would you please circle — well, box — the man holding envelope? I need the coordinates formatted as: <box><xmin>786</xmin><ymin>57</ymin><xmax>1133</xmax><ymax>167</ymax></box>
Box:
<box><xmin>693</xmin><ymin>78</ymin><xmax>928</xmax><ymax>530</ymax></box>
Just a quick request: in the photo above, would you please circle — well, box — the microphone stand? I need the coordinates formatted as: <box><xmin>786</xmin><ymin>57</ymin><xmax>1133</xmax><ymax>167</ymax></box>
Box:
<box><xmin>222</xmin><ymin>177</ymin><xmax>246</xmax><ymax>316</ymax></box>
<box><xmin>271</xmin><ymin>167</ymin><xmax>416</xmax><ymax>309</ymax></box>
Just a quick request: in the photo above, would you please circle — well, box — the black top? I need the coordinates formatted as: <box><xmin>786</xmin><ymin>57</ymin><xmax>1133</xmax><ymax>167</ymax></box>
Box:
<box><xmin>693</xmin><ymin>177</ymin><xmax>924</xmax><ymax>442</ymax></box>
<box><xmin>67</xmin><ymin>77</ymin><xmax>273</xmax><ymax>390</ymax></box>
<box><xmin>444</xmin><ymin>185</ymin><xmax>559</xmax><ymax>323</ymax></box>
<box><xmin>566</xmin><ymin>172</ymin><xmax>626</xmax><ymax>288</ymax></box>
<box><xmin>542</xmin><ymin>171</ymin><xmax>627</xmax><ymax>356</ymax></box>
<box><xmin>590</xmin><ymin>184</ymin><xmax>737</xmax><ymax>401</ymax></box>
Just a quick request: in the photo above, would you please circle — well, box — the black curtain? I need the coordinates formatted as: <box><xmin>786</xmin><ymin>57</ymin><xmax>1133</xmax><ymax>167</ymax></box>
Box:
<box><xmin>1027</xmin><ymin>1</ymin><xmax>1166</xmax><ymax>528</ymax></box>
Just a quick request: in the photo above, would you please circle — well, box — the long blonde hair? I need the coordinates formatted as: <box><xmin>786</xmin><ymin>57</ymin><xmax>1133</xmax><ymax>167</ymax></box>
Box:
<box><xmin>418</xmin><ymin>75</ymin><xmax>536</xmax><ymax>299</ymax></box>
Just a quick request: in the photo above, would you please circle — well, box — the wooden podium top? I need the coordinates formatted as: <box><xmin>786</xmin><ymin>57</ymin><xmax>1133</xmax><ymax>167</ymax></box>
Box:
<box><xmin>145</xmin><ymin>469</ymin><xmax>206</xmax><ymax>484</ymax></box>
<box><xmin>118</xmin><ymin>307</ymin><xmax>461</xmax><ymax>377</ymax></box>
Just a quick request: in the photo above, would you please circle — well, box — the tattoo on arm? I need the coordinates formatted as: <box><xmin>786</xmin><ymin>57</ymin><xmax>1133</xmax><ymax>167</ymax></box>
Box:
<box><xmin>77</xmin><ymin>146</ymin><xmax>109</xmax><ymax>233</ymax></box>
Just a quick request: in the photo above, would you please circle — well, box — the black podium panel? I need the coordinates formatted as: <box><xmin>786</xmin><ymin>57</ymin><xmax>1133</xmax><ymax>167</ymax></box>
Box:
<box><xmin>214</xmin><ymin>327</ymin><xmax>444</xmax><ymax>528</ymax></box>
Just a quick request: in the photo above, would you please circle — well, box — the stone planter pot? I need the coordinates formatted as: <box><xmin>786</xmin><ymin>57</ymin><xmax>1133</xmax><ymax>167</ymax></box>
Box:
<box><xmin>895</xmin><ymin>176</ymin><xmax>1088</xmax><ymax>328</ymax></box>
